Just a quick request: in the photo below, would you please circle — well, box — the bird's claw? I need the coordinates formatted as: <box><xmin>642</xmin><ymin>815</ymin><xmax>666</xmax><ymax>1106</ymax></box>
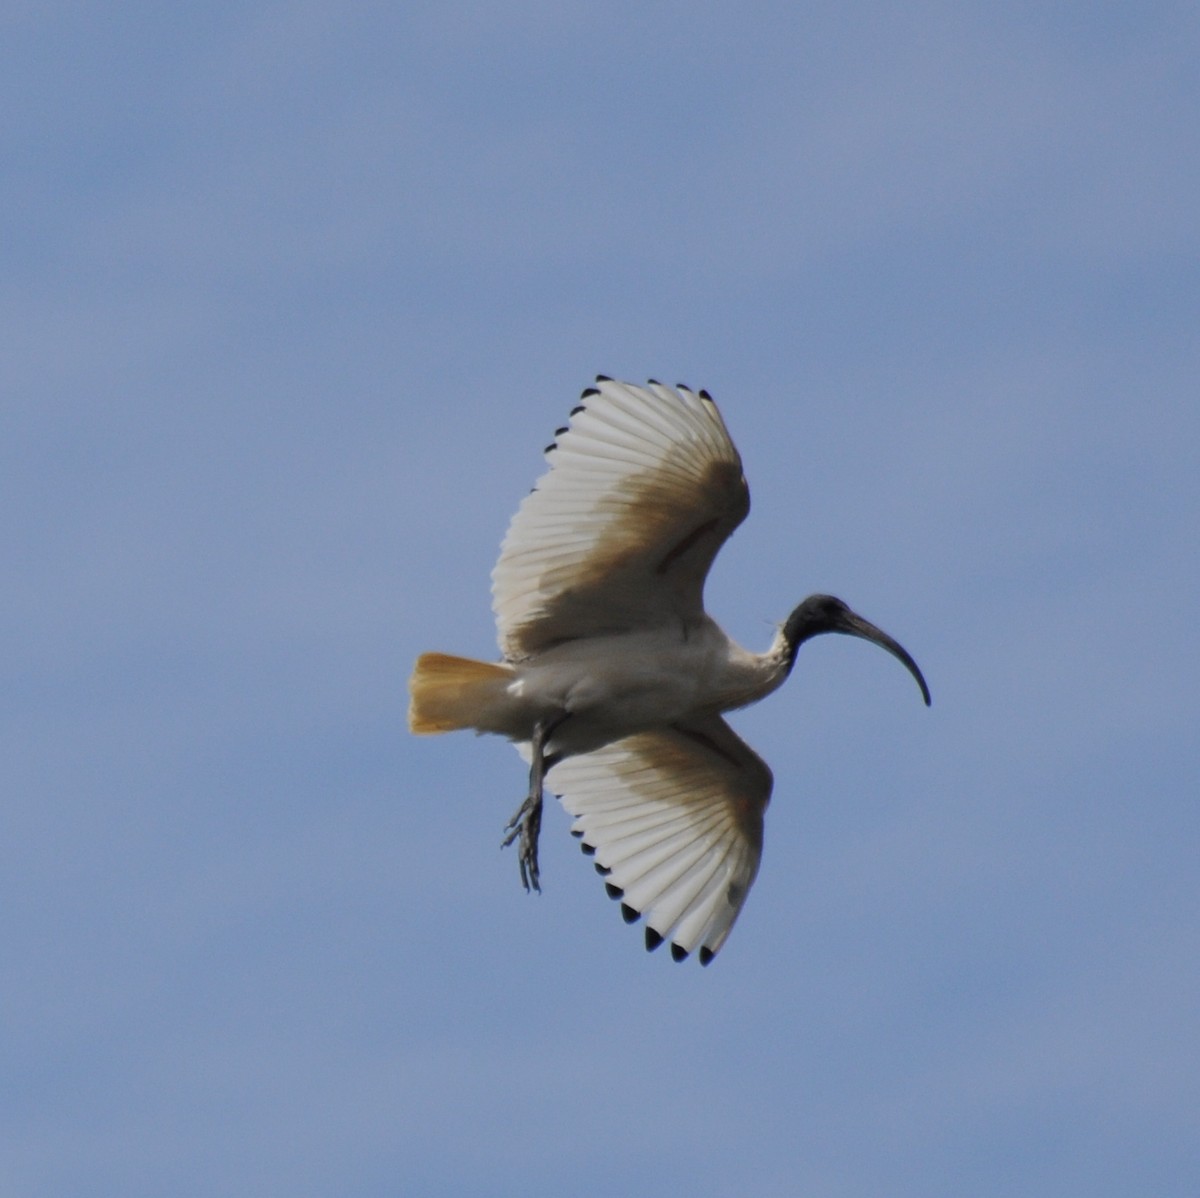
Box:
<box><xmin>502</xmin><ymin>794</ymin><xmax>542</xmax><ymax>893</ymax></box>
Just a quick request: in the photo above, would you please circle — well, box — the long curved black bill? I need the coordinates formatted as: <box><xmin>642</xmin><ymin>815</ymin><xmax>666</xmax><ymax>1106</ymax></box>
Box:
<box><xmin>841</xmin><ymin>612</ymin><xmax>932</xmax><ymax>707</ymax></box>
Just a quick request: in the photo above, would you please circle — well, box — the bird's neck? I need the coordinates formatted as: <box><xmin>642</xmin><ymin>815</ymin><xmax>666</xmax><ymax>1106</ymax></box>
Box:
<box><xmin>765</xmin><ymin>623</ymin><xmax>801</xmax><ymax>678</ymax></box>
<box><xmin>719</xmin><ymin>628</ymin><xmax>795</xmax><ymax>711</ymax></box>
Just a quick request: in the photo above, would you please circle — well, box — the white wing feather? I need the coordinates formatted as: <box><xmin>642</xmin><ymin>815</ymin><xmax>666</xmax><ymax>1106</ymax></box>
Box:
<box><xmin>545</xmin><ymin>715</ymin><xmax>771</xmax><ymax>964</ymax></box>
<box><xmin>492</xmin><ymin>378</ymin><xmax>749</xmax><ymax>660</ymax></box>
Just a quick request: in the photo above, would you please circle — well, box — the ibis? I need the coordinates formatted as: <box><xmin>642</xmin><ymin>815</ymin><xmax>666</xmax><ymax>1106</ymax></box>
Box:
<box><xmin>409</xmin><ymin>377</ymin><xmax>930</xmax><ymax>964</ymax></box>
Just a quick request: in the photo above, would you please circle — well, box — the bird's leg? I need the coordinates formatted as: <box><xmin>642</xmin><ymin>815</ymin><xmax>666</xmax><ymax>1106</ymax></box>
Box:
<box><xmin>501</xmin><ymin>715</ymin><xmax>564</xmax><ymax>893</ymax></box>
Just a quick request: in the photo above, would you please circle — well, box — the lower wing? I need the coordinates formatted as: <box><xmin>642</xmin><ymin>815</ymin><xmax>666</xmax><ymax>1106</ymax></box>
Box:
<box><xmin>544</xmin><ymin>715</ymin><xmax>772</xmax><ymax>964</ymax></box>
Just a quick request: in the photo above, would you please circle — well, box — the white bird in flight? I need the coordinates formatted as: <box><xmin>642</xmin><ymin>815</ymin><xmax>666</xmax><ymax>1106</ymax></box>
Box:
<box><xmin>409</xmin><ymin>376</ymin><xmax>930</xmax><ymax>964</ymax></box>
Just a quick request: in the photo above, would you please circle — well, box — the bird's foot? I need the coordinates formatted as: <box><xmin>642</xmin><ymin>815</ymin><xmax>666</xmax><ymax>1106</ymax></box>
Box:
<box><xmin>501</xmin><ymin>792</ymin><xmax>543</xmax><ymax>893</ymax></box>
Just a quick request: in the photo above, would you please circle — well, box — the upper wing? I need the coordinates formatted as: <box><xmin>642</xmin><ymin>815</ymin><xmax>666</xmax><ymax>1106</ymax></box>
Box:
<box><xmin>546</xmin><ymin>714</ymin><xmax>772</xmax><ymax>964</ymax></box>
<box><xmin>492</xmin><ymin>378</ymin><xmax>749</xmax><ymax>661</ymax></box>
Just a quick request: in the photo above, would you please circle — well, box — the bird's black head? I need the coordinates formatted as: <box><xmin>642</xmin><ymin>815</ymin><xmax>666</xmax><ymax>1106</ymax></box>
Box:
<box><xmin>782</xmin><ymin>594</ymin><xmax>931</xmax><ymax>706</ymax></box>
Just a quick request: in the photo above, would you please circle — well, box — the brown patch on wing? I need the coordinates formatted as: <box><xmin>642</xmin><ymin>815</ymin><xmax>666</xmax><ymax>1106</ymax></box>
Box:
<box><xmin>657</xmin><ymin>517</ymin><xmax>719</xmax><ymax>575</ymax></box>
<box><xmin>548</xmin><ymin>715</ymin><xmax>772</xmax><ymax>961</ymax></box>
<box><xmin>668</xmin><ymin>716</ymin><xmax>772</xmax><ymax>844</ymax></box>
<box><xmin>503</xmin><ymin>457</ymin><xmax>749</xmax><ymax>658</ymax></box>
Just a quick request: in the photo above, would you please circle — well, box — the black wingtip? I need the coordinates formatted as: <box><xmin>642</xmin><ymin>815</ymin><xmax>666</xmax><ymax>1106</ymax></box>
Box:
<box><xmin>647</xmin><ymin>377</ymin><xmax>661</xmax><ymax>386</ymax></box>
<box><xmin>699</xmin><ymin>946</ymin><xmax>715</xmax><ymax>966</ymax></box>
<box><xmin>593</xmin><ymin>861</ymin><xmax>611</xmax><ymax>877</ymax></box>
<box><xmin>670</xmin><ymin>943</ymin><xmax>689</xmax><ymax>962</ymax></box>
<box><xmin>644</xmin><ymin>927</ymin><xmax>664</xmax><ymax>952</ymax></box>
<box><xmin>594</xmin><ymin>373</ymin><xmax>613</xmax><ymax>383</ymax></box>
<box><xmin>604</xmin><ymin>882</ymin><xmax>623</xmax><ymax>900</ymax></box>
<box><xmin>620</xmin><ymin>902</ymin><xmax>640</xmax><ymax>924</ymax></box>
<box><xmin>579</xmin><ymin>840</ymin><xmax>596</xmax><ymax>856</ymax></box>
<box><xmin>699</xmin><ymin>388</ymin><xmax>714</xmax><ymax>402</ymax></box>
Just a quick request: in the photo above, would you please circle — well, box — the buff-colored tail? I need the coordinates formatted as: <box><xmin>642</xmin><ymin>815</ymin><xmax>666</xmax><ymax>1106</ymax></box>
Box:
<box><xmin>408</xmin><ymin>652</ymin><xmax>514</xmax><ymax>734</ymax></box>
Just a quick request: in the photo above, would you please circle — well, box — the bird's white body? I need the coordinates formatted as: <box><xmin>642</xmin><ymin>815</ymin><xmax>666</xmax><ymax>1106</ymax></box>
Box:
<box><xmin>409</xmin><ymin>377</ymin><xmax>929</xmax><ymax>965</ymax></box>
<box><xmin>478</xmin><ymin>620</ymin><xmax>791</xmax><ymax>757</ymax></box>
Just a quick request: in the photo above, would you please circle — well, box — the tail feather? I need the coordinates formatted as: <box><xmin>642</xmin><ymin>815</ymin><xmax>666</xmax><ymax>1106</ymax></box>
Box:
<box><xmin>408</xmin><ymin>652</ymin><xmax>514</xmax><ymax>734</ymax></box>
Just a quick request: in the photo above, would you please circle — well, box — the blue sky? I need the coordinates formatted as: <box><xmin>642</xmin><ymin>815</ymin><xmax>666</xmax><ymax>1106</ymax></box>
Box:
<box><xmin>4</xmin><ymin>3</ymin><xmax>1198</xmax><ymax>1195</ymax></box>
